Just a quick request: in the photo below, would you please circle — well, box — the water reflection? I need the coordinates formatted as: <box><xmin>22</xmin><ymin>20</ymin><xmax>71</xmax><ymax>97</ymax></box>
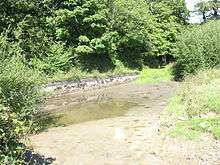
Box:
<box><xmin>37</xmin><ymin>99</ymin><xmax>138</xmax><ymax>129</ymax></box>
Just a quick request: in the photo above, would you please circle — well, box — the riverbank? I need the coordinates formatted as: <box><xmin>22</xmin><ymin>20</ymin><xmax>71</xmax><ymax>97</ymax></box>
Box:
<box><xmin>164</xmin><ymin>69</ymin><xmax>220</xmax><ymax>140</ymax></box>
<box><xmin>45</xmin><ymin>65</ymin><xmax>173</xmax><ymax>94</ymax></box>
<box><xmin>45</xmin><ymin>72</ymin><xmax>139</xmax><ymax>93</ymax></box>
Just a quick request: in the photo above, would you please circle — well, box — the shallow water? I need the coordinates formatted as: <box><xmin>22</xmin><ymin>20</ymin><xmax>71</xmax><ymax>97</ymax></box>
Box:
<box><xmin>49</xmin><ymin>99</ymin><xmax>138</xmax><ymax>126</ymax></box>
<box><xmin>38</xmin><ymin>82</ymin><xmax>154</xmax><ymax>128</ymax></box>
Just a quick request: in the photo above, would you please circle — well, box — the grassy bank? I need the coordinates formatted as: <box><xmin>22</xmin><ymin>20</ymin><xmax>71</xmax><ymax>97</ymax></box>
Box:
<box><xmin>165</xmin><ymin>69</ymin><xmax>220</xmax><ymax>140</ymax></box>
<box><xmin>48</xmin><ymin>64</ymin><xmax>173</xmax><ymax>84</ymax></box>
<box><xmin>137</xmin><ymin>65</ymin><xmax>173</xmax><ymax>84</ymax></box>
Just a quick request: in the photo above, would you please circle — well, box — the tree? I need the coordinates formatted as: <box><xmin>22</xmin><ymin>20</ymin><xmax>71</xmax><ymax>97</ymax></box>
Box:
<box><xmin>0</xmin><ymin>0</ymin><xmax>42</xmax><ymax>32</ymax></box>
<box><xmin>195</xmin><ymin>0</ymin><xmax>220</xmax><ymax>22</ymax></box>
<box><xmin>146</xmin><ymin>0</ymin><xmax>189</xmax><ymax>62</ymax></box>
<box><xmin>195</xmin><ymin>1</ymin><xmax>210</xmax><ymax>22</ymax></box>
<box><xmin>0</xmin><ymin>0</ymin><xmax>189</xmax><ymax>72</ymax></box>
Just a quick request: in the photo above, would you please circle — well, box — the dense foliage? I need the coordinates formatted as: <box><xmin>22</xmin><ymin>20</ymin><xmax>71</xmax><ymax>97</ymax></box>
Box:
<box><xmin>0</xmin><ymin>57</ymin><xmax>43</xmax><ymax>163</ymax></box>
<box><xmin>0</xmin><ymin>103</ymin><xmax>26</xmax><ymax>164</ymax></box>
<box><xmin>0</xmin><ymin>0</ymin><xmax>220</xmax><ymax>162</ymax></box>
<box><xmin>0</xmin><ymin>0</ymin><xmax>189</xmax><ymax>73</ymax></box>
<box><xmin>173</xmin><ymin>20</ymin><xmax>220</xmax><ymax>79</ymax></box>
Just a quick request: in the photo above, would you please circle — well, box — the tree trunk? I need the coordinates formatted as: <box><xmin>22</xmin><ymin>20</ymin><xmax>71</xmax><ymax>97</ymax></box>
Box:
<box><xmin>213</xmin><ymin>7</ymin><xmax>218</xmax><ymax>18</ymax></box>
<box><xmin>202</xmin><ymin>12</ymin><xmax>207</xmax><ymax>22</ymax></box>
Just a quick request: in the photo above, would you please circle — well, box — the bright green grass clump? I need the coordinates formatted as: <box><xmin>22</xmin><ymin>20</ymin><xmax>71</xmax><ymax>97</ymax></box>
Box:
<box><xmin>169</xmin><ymin>125</ymin><xmax>201</xmax><ymax>140</ymax></box>
<box><xmin>166</xmin><ymin>69</ymin><xmax>220</xmax><ymax>140</ymax></box>
<box><xmin>170</xmin><ymin>117</ymin><xmax>220</xmax><ymax>140</ymax></box>
<box><xmin>137</xmin><ymin>65</ymin><xmax>173</xmax><ymax>84</ymax></box>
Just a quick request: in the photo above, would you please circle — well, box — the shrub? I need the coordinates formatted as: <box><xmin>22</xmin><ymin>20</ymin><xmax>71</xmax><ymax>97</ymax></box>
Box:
<box><xmin>173</xmin><ymin>21</ymin><xmax>220</xmax><ymax>79</ymax></box>
<box><xmin>0</xmin><ymin>32</ymin><xmax>73</xmax><ymax>76</ymax></box>
<box><xmin>0</xmin><ymin>104</ymin><xmax>27</xmax><ymax>164</ymax></box>
<box><xmin>0</xmin><ymin>33</ymin><xmax>23</xmax><ymax>60</ymax></box>
<box><xmin>0</xmin><ymin>58</ymin><xmax>43</xmax><ymax>118</ymax></box>
<box><xmin>0</xmin><ymin>58</ymin><xmax>44</xmax><ymax>163</ymax></box>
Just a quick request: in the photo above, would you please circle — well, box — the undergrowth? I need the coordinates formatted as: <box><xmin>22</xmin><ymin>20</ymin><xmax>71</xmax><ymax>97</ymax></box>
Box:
<box><xmin>165</xmin><ymin>69</ymin><xmax>220</xmax><ymax>140</ymax></box>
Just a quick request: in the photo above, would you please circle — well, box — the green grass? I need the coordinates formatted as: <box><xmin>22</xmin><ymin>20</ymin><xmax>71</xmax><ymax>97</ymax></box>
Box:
<box><xmin>170</xmin><ymin>117</ymin><xmax>220</xmax><ymax>140</ymax></box>
<box><xmin>165</xmin><ymin>69</ymin><xmax>220</xmax><ymax>140</ymax></box>
<box><xmin>136</xmin><ymin>65</ymin><xmax>173</xmax><ymax>84</ymax></box>
<box><xmin>47</xmin><ymin>63</ymin><xmax>173</xmax><ymax>84</ymax></box>
<box><xmin>169</xmin><ymin>125</ymin><xmax>201</xmax><ymax>140</ymax></box>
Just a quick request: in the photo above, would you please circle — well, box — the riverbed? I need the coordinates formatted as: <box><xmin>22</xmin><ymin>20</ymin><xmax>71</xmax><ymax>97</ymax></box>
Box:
<box><xmin>30</xmin><ymin>81</ymin><xmax>220</xmax><ymax>165</ymax></box>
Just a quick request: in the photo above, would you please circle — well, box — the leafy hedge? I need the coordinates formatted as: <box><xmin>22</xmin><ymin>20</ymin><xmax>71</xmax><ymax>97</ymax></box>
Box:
<box><xmin>173</xmin><ymin>20</ymin><xmax>220</xmax><ymax>79</ymax></box>
<box><xmin>0</xmin><ymin>58</ymin><xmax>43</xmax><ymax>164</ymax></box>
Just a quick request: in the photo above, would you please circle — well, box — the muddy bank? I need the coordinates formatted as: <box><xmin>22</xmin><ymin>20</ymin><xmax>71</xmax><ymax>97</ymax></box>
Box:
<box><xmin>45</xmin><ymin>73</ymin><xmax>139</xmax><ymax>93</ymax></box>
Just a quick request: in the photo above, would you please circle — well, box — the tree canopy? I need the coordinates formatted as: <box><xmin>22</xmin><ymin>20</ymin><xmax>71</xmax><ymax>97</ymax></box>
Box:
<box><xmin>0</xmin><ymin>0</ymin><xmax>189</xmax><ymax>73</ymax></box>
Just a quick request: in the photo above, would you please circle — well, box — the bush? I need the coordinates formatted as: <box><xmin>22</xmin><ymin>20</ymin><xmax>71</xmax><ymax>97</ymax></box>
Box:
<box><xmin>0</xmin><ymin>33</ymin><xmax>23</xmax><ymax>60</ymax></box>
<box><xmin>1</xmin><ymin>32</ymin><xmax>73</xmax><ymax>76</ymax></box>
<box><xmin>173</xmin><ymin>21</ymin><xmax>220</xmax><ymax>79</ymax></box>
<box><xmin>0</xmin><ymin>104</ymin><xmax>27</xmax><ymax>164</ymax></box>
<box><xmin>0</xmin><ymin>58</ymin><xmax>44</xmax><ymax>163</ymax></box>
<box><xmin>0</xmin><ymin>58</ymin><xmax>43</xmax><ymax>118</ymax></box>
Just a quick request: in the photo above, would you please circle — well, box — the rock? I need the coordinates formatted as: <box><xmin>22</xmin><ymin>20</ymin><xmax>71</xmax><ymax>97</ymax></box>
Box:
<box><xmin>44</xmin><ymin>74</ymin><xmax>139</xmax><ymax>93</ymax></box>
